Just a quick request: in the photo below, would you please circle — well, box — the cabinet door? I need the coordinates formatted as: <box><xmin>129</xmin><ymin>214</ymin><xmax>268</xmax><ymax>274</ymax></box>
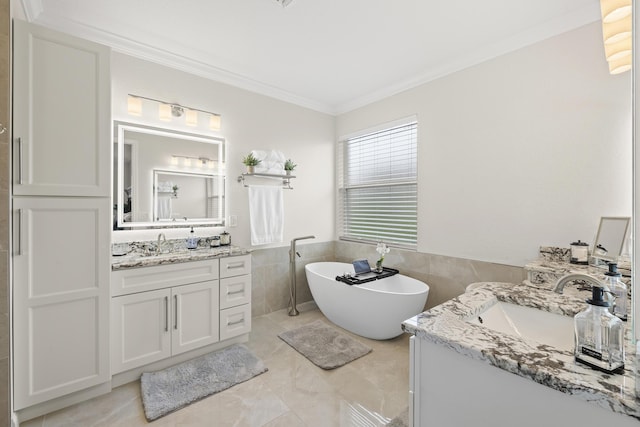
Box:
<box><xmin>13</xmin><ymin>197</ymin><xmax>110</xmax><ymax>409</ymax></box>
<box><xmin>111</xmin><ymin>289</ymin><xmax>172</xmax><ymax>374</ymax></box>
<box><xmin>172</xmin><ymin>281</ymin><xmax>220</xmax><ymax>355</ymax></box>
<box><xmin>12</xmin><ymin>20</ymin><xmax>110</xmax><ymax>197</ymax></box>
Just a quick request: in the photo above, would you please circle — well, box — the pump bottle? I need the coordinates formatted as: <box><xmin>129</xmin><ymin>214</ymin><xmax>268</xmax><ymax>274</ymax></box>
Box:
<box><xmin>574</xmin><ymin>285</ymin><xmax>624</xmax><ymax>374</ymax></box>
<box><xmin>605</xmin><ymin>263</ymin><xmax>627</xmax><ymax>321</ymax></box>
<box><xmin>186</xmin><ymin>227</ymin><xmax>198</xmax><ymax>249</ymax></box>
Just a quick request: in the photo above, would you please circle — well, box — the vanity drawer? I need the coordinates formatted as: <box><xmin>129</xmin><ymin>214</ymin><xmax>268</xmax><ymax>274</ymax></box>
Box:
<box><xmin>111</xmin><ymin>259</ymin><xmax>220</xmax><ymax>296</ymax></box>
<box><xmin>220</xmin><ymin>255</ymin><xmax>251</xmax><ymax>278</ymax></box>
<box><xmin>220</xmin><ymin>274</ymin><xmax>252</xmax><ymax>309</ymax></box>
<box><xmin>220</xmin><ymin>304</ymin><xmax>251</xmax><ymax>341</ymax></box>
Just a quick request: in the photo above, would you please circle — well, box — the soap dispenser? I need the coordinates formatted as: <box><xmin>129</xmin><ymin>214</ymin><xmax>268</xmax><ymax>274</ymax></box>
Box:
<box><xmin>605</xmin><ymin>263</ymin><xmax>627</xmax><ymax>321</ymax></box>
<box><xmin>574</xmin><ymin>285</ymin><xmax>625</xmax><ymax>374</ymax></box>
<box><xmin>186</xmin><ymin>227</ymin><xmax>198</xmax><ymax>249</ymax></box>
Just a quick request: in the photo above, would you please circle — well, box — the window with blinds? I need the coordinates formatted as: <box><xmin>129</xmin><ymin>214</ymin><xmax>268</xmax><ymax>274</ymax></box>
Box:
<box><xmin>338</xmin><ymin>119</ymin><xmax>418</xmax><ymax>248</ymax></box>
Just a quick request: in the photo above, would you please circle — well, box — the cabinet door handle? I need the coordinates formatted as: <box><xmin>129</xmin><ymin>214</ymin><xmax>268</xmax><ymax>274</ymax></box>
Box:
<box><xmin>14</xmin><ymin>209</ymin><xmax>22</xmax><ymax>256</ymax></box>
<box><xmin>164</xmin><ymin>296</ymin><xmax>169</xmax><ymax>332</ymax></box>
<box><xmin>174</xmin><ymin>295</ymin><xmax>178</xmax><ymax>330</ymax></box>
<box><xmin>16</xmin><ymin>137</ymin><xmax>23</xmax><ymax>185</ymax></box>
<box><xmin>227</xmin><ymin>289</ymin><xmax>245</xmax><ymax>296</ymax></box>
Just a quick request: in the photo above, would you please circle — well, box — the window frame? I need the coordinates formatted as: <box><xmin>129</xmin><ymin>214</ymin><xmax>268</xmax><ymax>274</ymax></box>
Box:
<box><xmin>337</xmin><ymin>117</ymin><xmax>418</xmax><ymax>249</ymax></box>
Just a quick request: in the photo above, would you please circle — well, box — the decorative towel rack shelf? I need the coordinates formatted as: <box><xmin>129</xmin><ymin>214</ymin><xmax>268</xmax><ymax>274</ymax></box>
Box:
<box><xmin>237</xmin><ymin>173</ymin><xmax>295</xmax><ymax>189</ymax></box>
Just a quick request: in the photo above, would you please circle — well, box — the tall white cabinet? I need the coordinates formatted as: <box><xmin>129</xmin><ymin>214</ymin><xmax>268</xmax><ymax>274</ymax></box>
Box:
<box><xmin>12</xmin><ymin>20</ymin><xmax>111</xmax><ymax>412</ymax></box>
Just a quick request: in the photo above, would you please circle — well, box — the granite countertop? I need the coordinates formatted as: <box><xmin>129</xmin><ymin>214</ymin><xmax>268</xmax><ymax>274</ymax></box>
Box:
<box><xmin>402</xmin><ymin>281</ymin><xmax>639</xmax><ymax>421</ymax></box>
<box><xmin>111</xmin><ymin>245</ymin><xmax>250</xmax><ymax>270</ymax></box>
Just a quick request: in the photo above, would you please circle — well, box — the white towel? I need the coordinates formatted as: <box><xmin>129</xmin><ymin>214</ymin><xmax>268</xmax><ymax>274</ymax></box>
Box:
<box><xmin>157</xmin><ymin>197</ymin><xmax>172</xmax><ymax>220</ymax></box>
<box><xmin>252</xmin><ymin>150</ymin><xmax>286</xmax><ymax>174</ymax></box>
<box><xmin>248</xmin><ymin>185</ymin><xmax>284</xmax><ymax>245</ymax></box>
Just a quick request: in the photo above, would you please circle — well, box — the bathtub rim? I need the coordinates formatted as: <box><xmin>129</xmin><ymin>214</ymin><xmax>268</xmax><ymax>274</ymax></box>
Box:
<box><xmin>305</xmin><ymin>261</ymin><xmax>429</xmax><ymax>296</ymax></box>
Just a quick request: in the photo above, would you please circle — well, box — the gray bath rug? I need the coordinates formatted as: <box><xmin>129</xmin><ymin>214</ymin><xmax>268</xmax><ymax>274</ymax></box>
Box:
<box><xmin>278</xmin><ymin>320</ymin><xmax>372</xmax><ymax>369</ymax></box>
<box><xmin>386</xmin><ymin>407</ymin><xmax>409</xmax><ymax>427</ymax></box>
<box><xmin>140</xmin><ymin>344</ymin><xmax>267</xmax><ymax>421</ymax></box>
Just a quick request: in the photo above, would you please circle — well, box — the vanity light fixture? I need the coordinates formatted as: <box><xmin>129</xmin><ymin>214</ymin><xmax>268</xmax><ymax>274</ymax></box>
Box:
<box><xmin>127</xmin><ymin>94</ymin><xmax>222</xmax><ymax>130</ymax></box>
<box><xmin>599</xmin><ymin>0</ymin><xmax>632</xmax><ymax>74</ymax></box>
<box><xmin>171</xmin><ymin>155</ymin><xmax>217</xmax><ymax>169</ymax></box>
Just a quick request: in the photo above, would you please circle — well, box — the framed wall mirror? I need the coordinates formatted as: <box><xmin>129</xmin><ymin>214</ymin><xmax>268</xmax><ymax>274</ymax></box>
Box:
<box><xmin>592</xmin><ymin>216</ymin><xmax>630</xmax><ymax>263</ymax></box>
<box><xmin>114</xmin><ymin>122</ymin><xmax>225</xmax><ymax>229</ymax></box>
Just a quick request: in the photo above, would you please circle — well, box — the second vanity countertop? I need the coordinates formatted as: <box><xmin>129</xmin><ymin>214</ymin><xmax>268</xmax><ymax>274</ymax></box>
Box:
<box><xmin>111</xmin><ymin>245</ymin><xmax>250</xmax><ymax>270</ymax></box>
<box><xmin>402</xmin><ymin>281</ymin><xmax>639</xmax><ymax>421</ymax></box>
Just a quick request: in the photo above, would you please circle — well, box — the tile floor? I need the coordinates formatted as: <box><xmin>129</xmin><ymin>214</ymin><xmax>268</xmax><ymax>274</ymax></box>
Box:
<box><xmin>22</xmin><ymin>304</ymin><xmax>410</xmax><ymax>427</ymax></box>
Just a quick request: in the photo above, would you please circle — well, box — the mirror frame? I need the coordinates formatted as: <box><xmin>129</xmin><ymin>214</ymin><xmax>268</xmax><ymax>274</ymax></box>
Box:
<box><xmin>591</xmin><ymin>216</ymin><xmax>630</xmax><ymax>263</ymax></box>
<box><xmin>115</xmin><ymin>121</ymin><xmax>226</xmax><ymax>229</ymax></box>
<box><xmin>152</xmin><ymin>169</ymin><xmax>225</xmax><ymax>223</ymax></box>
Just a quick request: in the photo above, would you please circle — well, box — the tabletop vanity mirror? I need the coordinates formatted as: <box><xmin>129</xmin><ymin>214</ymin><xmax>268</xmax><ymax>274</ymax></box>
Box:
<box><xmin>114</xmin><ymin>122</ymin><xmax>226</xmax><ymax>229</ymax></box>
<box><xmin>591</xmin><ymin>216</ymin><xmax>630</xmax><ymax>264</ymax></box>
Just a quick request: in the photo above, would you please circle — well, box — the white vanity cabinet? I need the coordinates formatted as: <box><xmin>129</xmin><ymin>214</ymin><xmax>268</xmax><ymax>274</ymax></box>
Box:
<box><xmin>111</xmin><ymin>279</ymin><xmax>220</xmax><ymax>374</ymax></box>
<box><xmin>111</xmin><ymin>255</ymin><xmax>251</xmax><ymax>375</ymax></box>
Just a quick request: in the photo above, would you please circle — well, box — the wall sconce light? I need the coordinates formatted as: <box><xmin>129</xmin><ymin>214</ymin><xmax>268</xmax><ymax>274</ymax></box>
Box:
<box><xmin>600</xmin><ymin>0</ymin><xmax>632</xmax><ymax>74</ymax></box>
<box><xmin>127</xmin><ymin>95</ymin><xmax>142</xmax><ymax>116</ymax></box>
<box><xmin>185</xmin><ymin>109</ymin><xmax>198</xmax><ymax>126</ymax></box>
<box><xmin>127</xmin><ymin>94</ymin><xmax>222</xmax><ymax>130</ymax></box>
<box><xmin>209</xmin><ymin>114</ymin><xmax>221</xmax><ymax>131</ymax></box>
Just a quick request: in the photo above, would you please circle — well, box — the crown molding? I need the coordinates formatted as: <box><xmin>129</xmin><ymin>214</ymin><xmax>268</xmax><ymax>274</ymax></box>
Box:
<box><xmin>333</xmin><ymin>3</ymin><xmax>602</xmax><ymax>115</ymax></box>
<box><xmin>23</xmin><ymin>0</ymin><xmax>601</xmax><ymax>117</ymax></box>
<box><xmin>20</xmin><ymin>0</ymin><xmax>43</xmax><ymax>21</ymax></box>
<box><xmin>28</xmin><ymin>11</ymin><xmax>336</xmax><ymax>115</ymax></box>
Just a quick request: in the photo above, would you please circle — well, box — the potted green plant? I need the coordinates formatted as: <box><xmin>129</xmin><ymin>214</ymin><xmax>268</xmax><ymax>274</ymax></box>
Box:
<box><xmin>284</xmin><ymin>158</ymin><xmax>297</xmax><ymax>175</ymax></box>
<box><xmin>172</xmin><ymin>184</ymin><xmax>179</xmax><ymax>198</ymax></box>
<box><xmin>242</xmin><ymin>153</ymin><xmax>261</xmax><ymax>174</ymax></box>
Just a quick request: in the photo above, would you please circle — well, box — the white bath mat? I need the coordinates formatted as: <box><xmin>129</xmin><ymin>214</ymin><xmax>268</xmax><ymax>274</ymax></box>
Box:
<box><xmin>278</xmin><ymin>320</ymin><xmax>372</xmax><ymax>369</ymax></box>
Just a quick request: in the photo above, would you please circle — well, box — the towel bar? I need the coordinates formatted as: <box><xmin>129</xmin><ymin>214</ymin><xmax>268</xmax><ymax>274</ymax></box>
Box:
<box><xmin>237</xmin><ymin>172</ymin><xmax>295</xmax><ymax>189</ymax></box>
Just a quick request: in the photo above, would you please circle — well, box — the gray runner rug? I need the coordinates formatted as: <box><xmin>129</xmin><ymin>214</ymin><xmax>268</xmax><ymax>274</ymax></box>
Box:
<box><xmin>140</xmin><ymin>344</ymin><xmax>267</xmax><ymax>421</ymax></box>
<box><xmin>278</xmin><ymin>320</ymin><xmax>372</xmax><ymax>369</ymax></box>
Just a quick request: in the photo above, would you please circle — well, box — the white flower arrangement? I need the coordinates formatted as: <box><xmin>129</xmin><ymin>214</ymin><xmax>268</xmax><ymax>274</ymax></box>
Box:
<box><xmin>376</xmin><ymin>242</ymin><xmax>390</xmax><ymax>270</ymax></box>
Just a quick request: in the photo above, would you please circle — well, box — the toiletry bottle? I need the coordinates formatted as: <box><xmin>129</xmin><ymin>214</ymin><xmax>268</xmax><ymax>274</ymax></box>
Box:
<box><xmin>574</xmin><ymin>285</ymin><xmax>625</xmax><ymax>374</ymax></box>
<box><xmin>604</xmin><ymin>263</ymin><xmax>627</xmax><ymax>321</ymax></box>
<box><xmin>186</xmin><ymin>227</ymin><xmax>198</xmax><ymax>249</ymax></box>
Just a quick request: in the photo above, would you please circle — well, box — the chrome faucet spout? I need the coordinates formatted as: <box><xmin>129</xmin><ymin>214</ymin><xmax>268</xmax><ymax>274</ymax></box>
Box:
<box><xmin>157</xmin><ymin>233</ymin><xmax>167</xmax><ymax>254</ymax></box>
<box><xmin>553</xmin><ymin>273</ymin><xmax>603</xmax><ymax>294</ymax></box>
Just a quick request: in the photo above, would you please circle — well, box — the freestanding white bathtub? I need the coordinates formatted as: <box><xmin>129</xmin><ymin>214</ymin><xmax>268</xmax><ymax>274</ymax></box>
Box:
<box><xmin>305</xmin><ymin>262</ymin><xmax>430</xmax><ymax>340</ymax></box>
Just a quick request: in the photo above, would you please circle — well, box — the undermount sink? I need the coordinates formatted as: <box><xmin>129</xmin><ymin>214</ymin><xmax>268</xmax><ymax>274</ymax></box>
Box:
<box><xmin>466</xmin><ymin>301</ymin><xmax>575</xmax><ymax>351</ymax></box>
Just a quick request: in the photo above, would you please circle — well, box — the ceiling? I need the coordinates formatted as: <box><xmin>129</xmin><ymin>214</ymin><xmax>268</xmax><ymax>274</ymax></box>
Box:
<box><xmin>20</xmin><ymin>0</ymin><xmax>601</xmax><ymax>115</ymax></box>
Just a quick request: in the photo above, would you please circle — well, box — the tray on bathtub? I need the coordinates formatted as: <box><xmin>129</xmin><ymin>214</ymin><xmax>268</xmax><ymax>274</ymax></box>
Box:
<box><xmin>335</xmin><ymin>267</ymin><xmax>399</xmax><ymax>286</ymax></box>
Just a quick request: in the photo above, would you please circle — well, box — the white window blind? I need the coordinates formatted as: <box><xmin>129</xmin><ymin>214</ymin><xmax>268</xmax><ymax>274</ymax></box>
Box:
<box><xmin>338</xmin><ymin>120</ymin><xmax>418</xmax><ymax>248</ymax></box>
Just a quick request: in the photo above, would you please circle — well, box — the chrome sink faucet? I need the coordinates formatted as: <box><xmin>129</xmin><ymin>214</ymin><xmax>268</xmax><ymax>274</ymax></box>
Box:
<box><xmin>157</xmin><ymin>233</ymin><xmax>167</xmax><ymax>254</ymax></box>
<box><xmin>553</xmin><ymin>273</ymin><xmax>603</xmax><ymax>294</ymax></box>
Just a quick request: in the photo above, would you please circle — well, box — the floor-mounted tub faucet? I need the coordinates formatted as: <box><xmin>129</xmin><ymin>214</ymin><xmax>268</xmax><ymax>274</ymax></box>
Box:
<box><xmin>289</xmin><ymin>235</ymin><xmax>315</xmax><ymax>316</ymax></box>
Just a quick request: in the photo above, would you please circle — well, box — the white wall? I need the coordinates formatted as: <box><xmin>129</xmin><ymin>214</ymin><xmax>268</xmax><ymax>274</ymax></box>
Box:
<box><xmin>336</xmin><ymin>22</ymin><xmax>632</xmax><ymax>267</ymax></box>
<box><xmin>111</xmin><ymin>52</ymin><xmax>336</xmax><ymax>247</ymax></box>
